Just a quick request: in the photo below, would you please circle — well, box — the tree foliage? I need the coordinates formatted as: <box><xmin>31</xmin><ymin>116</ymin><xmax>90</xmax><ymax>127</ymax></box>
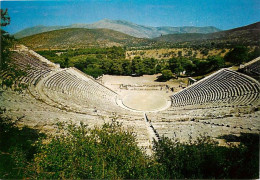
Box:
<box><xmin>38</xmin><ymin>48</ymin><xmax>164</xmax><ymax>78</ymax></box>
<box><xmin>0</xmin><ymin>9</ymin><xmax>10</xmax><ymax>27</ymax></box>
<box><xmin>224</xmin><ymin>46</ymin><xmax>249</xmax><ymax>65</ymax></box>
<box><xmin>168</xmin><ymin>56</ymin><xmax>225</xmax><ymax>76</ymax></box>
<box><xmin>0</xmin><ymin>9</ymin><xmax>27</xmax><ymax>91</ymax></box>
<box><xmin>26</xmin><ymin>121</ymin><xmax>161</xmax><ymax>179</ymax></box>
<box><xmin>153</xmin><ymin>134</ymin><xmax>259</xmax><ymax>179</ymax></box>
<box><xmin>159</xmin><ymin>70</ymin><xmax>173</xmax><ymax>81</ymax></box>
<box><xmin>248</xmin><ymin>47</ymin><xmax>260</xmax><ymax>60</ymax></box>
<box><xmin>0</xmin><ymin>116</ymin><xmax>45</xmax><ymax>179</ymax></box>
<box><xmin>1</xmin><ymin>9</ymin><xmax>14</xmax><ymax>69</ymax></box>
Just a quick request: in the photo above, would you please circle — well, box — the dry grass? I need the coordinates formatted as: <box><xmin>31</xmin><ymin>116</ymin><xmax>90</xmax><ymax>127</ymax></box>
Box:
<box><xmin>126</xmin><ymin>48</ymin><xmax>230</xmax><ymax>60</ymax></box>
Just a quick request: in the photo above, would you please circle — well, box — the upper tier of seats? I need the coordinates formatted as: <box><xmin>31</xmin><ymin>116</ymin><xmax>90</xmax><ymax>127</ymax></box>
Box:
<box><xmin>239</xmin><ymin>56</ymin><xmax>260</xmax><ymax>81</ymax></box>
<box><xmin>171</xmin><ymin>68</ymin><xmax>260</xmax><ymax>109</ymax></box>
<box><xmin>7</xmin><ymin>48</ymin><xmax>139</xmax><ymax>115</ymax></box>
<box><xmin>10</xmin><ymin>51</ymin><xmax>54</xmax><ymax>86</ymax></box>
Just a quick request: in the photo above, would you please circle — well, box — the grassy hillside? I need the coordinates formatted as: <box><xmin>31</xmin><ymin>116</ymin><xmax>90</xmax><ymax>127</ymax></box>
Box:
<box><xmin>13</xmin><ymin>25</ymin><xmax>67</xmax><ymax>39</ymax></box>
<box><xmin>154</xmin><ymin>33</ymin><xmax>208</xmax><ymax>43</ymax></box>
<box><xmin>126</xmin><ymin>48</ymin><xmax>230</xmax><ymax>60</ymax></box>
<box><xmin>19</xmin><ymin>22</ymin><xmax>259</xmax><ymax>50</ymax></box>
<box><xmin>19</xmin><ymin>28</ymin><xmax>151</xmax><ymax>50</ymax></box>
<box><xmin>155</xmin><ymin>22</ymin><xmax>260</xmax><ymax>47</ymax></box>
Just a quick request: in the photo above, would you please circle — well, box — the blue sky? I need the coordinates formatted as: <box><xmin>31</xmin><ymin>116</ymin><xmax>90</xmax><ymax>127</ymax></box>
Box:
<box><xmin>1</xmin><ymin>0</ymin><xmax>259</xmax><ymax>34</ymax></box>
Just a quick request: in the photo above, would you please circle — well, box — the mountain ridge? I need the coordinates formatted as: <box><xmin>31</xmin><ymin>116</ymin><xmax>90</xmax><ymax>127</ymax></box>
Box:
<box><xmin>18</xmin><ymin>21</ymin><xmax>260</xmax><ymax>50</ymax></box>
<box><xmin>18</xmin><ymin>28</ymin><xmax>152</xmax><ymax>49</ymax></box>
<box><xmin>14</xmin><ymin>19</ymin><xmax>221</xmax><ymax>39</ymax></box>
<box><xmin>154</xmin><ymin>21</ymin><xmax>260</xmax><ymax>46</ymax></box>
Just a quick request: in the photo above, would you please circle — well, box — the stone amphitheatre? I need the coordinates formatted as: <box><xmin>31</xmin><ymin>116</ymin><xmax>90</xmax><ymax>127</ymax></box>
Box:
<box><xmin>1</xmin><ymin>45</ymin><xmax>260</xmax><ymax>153</ymax></box>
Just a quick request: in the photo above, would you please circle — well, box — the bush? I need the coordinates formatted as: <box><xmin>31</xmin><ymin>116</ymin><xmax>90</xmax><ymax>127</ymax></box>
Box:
<box><xmin>26</xmin><ymin>121</ymin><xmax>161</xmax><ymax>179</ymax></box>
<box><xmin>0</xmin><ymin>116</ymin><xmax>44</xmax><ymax>179</ymax></box>
<box><xmin>1</xmin><ymin>117</ymin><xmax>258</xmax><ymax>179</ymax></box>
<box><xmin>201</xmin><ymin>48</ymin><xmax>209</xmax><ymax>56</ymax></box>
<box><xmin>153</xmin><ymin>134</ymin><xmax>259</xmax><ymax>179</ymax></box>
<box><xmin>159</xmin><ymin>70</ymin><xmax>173</xmax><ymax>81</ymax></box>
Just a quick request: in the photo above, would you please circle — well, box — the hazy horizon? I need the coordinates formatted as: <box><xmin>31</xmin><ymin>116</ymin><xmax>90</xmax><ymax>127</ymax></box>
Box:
<box><xmin>1</xmin><ymin>0</ymin><xmax>260</xmax><ymax>34</ymax></box>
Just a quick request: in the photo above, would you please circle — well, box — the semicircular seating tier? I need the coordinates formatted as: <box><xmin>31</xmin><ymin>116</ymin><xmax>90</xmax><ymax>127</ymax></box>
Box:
<box><xmin>2</xmin><ymin>49</ymin><xmax>151</xmax><ymax>150</ymax></box>
<box><xmin>238</xmin><ymin>56</ymin><xmax>260</xmax><ymax>81</ymax></box>
<box><xmin>170</xmin><ymin>68</ymin><xmax>260</xmax><ymax>109</ymax></box>
<box><xmin>8</xmin><ymin>51</ymin><xmax>55</xmax><ymax>86</ymax></box>
<box><xmin>38</xmin><ymin>67</ymin><xmax>122</xmax><ymax>113</ymax></box>
<box><xmin>146</xmin><ymin>65</ymin><xmax>260</xmax><ymax>143</ymax></box>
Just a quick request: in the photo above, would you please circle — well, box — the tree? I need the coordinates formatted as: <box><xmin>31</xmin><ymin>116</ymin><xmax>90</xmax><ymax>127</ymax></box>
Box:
<box><xmin>1</xmin><ymin>9</ymin><xmax>13</xmax><ymax>69</ymax></box>
<box><xmin>193</xmin><ymin>60</ymin><xmax>208</xmax><ymax>75</ymax></box>
<box><xmin>183</xmin><ymin>60</ymin><xmax>195</xmax><ymax>76</ymax></box>
<box><xmin>224</xmin><ymin>46</ymin><xmax>249</xmax><ymax>65</ymax></box>
<box><xmin>248</xmin><ymin>47</ymin><xmax>260</xmax><ymax>60</ymax></box>
<box><xmin>83</xmin><ymin>65</ymin><xmax>103</xmax><ymax>78</ymax></box>
<box><xmin>169</xmin><ymin>58</ymin><xmax>184</xmax><ymax>75</ymax></box>
<box><xmin>122</xmin><ymin>60</ymin><xmax>131</xmax><ymax>75</ymax></box>
<box><xmin>111</xmin><ymin>62</ymin><xmax>123</xmax><ymax>75</ymax></box>
<box><xmin>201</xmin><ymin>48</ymin><xmax>209</xmax><ymax>56</ymax></box>
<box><xmin>1</xmin><ymin>9</ymin><xmax>10</xmax><ymax>26</ymax></box>
<box><xmin>153</xmin><ymin>134</ymin><xmax>259</xmax><ymax>179</ymax></box>
<box><xmin>74</xmin><ymin>58</ymin><xmax>86</xmax><ymax>70</ymax></box>
<box><xmin>131</xmin><ymin>57</ymin><xmax>144</xmax><ymax>76</ymax></box>
<box><xmin>101</xmin><ymin>60</ymin><xmax>113</xmax><ymax>74</ymax></box>
<box><xmin>160</xmin><ymin>70</ymin><xmax>173</xmax><ymax>81</ymax></box>
<box><xmin>207</xmin><ymin>56</ymin><xmax>224</xmax><ymax>71</ymax></box>
<box><xmin>178</xmin><ymin>51</ymin><xmax>182</xmax><ymax>57</ymax></box>
<box><xmin>143</xmin><ymin>58</ymin><xmax>156</xmax><ymax>74</ymax></box>
<box><xmin>64</xmin><ymin>57</ymin><xmax>69</xmax><ymax>68</ymax></box>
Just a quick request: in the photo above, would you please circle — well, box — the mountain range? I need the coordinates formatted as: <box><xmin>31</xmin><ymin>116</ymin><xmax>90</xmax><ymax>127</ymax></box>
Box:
<box><xmin>18</xmin><ymin>21</ymin><xmax>260</xmax><ymax>50</ymax></box>
<box><xmin>14</xmin><ymin>19</ymin><xmax>221</xmax><ymax>39</ymax></box>
<box><xmin>155</xmin><ymin>21</ymin><xmax>260</xmax><ymax>46</ymax></box>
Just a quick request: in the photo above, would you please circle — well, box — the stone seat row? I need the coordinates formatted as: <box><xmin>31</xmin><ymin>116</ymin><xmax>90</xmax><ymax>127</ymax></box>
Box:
<box><xmin>43</xmin><ymin>69</ymin><xmax>117</xmax><ymax>101</ymax></box>
<box><xmin>11</xmin><ymin>52</ymin><xmax>51</xmax><ymax>70</ymax></box>
<box><xmin>10</xmin><ymin>52</ymin><xmax>53</xmax><ymax>86</ymax></box>
<box><xmin>239</xmin><ymin>57</ymin><xmax>260</xmax><ymax>76</ymax></box>
<box><xmin>247</xmin><ymin>60</ymin><xmax>260</xmax><ymax>75</ymax></box>
<box><xmin>39</xmin><ymin>69</ymin><xmax>128</xmax><ymax>114</ymax></box>
<box><xmin>171</xmin><ymin>69</ymin><xmax>260</xmax><ymax>108</ymax></box>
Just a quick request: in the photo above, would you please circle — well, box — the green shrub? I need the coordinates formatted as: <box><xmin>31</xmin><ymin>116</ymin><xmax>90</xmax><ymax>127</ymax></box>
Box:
<box><xmin>27</xmin><ymin>121</ymin><xmax>161</xmax><ymax>179</ymax></box>
<box><xmin>0</xmin><ymin>117</ymin><xmax>44</xmax><ymax>179</ymax></box>
<box><xmin>153</xmin><ymin>134</ymin><xmax>259</xmax><ymax>179</ymax></box>
<box><xmin>159</xmin><ymin>70</ymin><xmax>173</xmax><ymax>81</ymax></box>
<box><xmin>1</xmin><ymin>116</ymin><xmax>258</xmax><ymax>179</ymax></box>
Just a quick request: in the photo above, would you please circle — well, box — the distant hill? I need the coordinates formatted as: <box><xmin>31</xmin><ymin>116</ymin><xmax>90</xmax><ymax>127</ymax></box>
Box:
<box><xmin>14</xmin><ymin>19</ymin><xmax>221</xmax><ymax>39</ymax></box>
<box><xmin>154</xmin><ymin>22</ymin><xmax>260</xmax><ymax>47</ymax></box>
<box><xmin>19</xmin><ymin>22</ymin><xmax>259</xmax><ymax>50</ymax></box>
<box><xmin>13</xmin><ymin>25</ymin><xmax>67</xmax><ymax>40</ymax></box>
<box><xmin>18</xmin><ymin>28</ymin><xmax>151</xmax><ymax>49</ymax></box>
